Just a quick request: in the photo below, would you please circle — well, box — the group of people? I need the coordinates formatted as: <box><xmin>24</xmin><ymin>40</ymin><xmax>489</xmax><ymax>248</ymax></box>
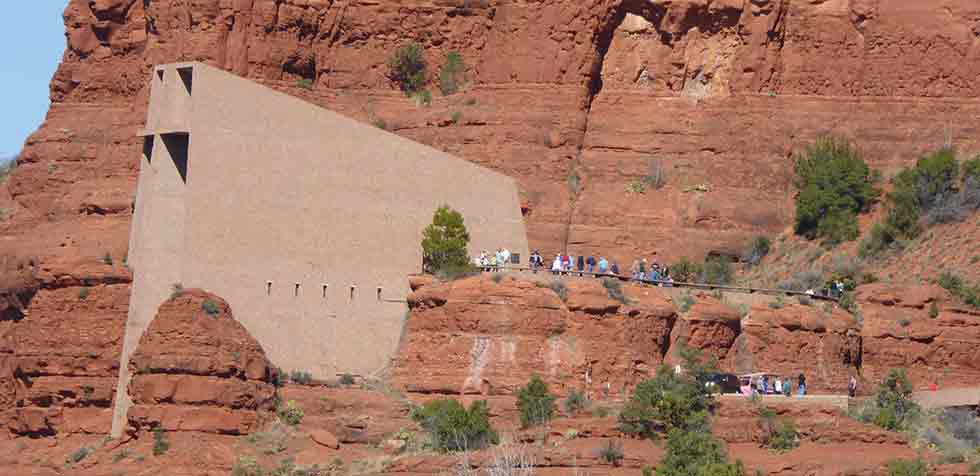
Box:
<box><xmin>475</xmin><ymin>249</ymin><xmax>514</xmax><ymax>270</ymax></box>
<box><xmin>744</xmin><ymin>374</ymin><xmax>809</xmax><ymax>397</ymax></box>
<box><xmin>744</xmin><ymin>374</ymin><xmax>861</xmax><ymax>398</ymax></box>
<box><xmin>526</xmin><ymin>251</ymin><xmax>677</xmax><ymax>285</ymax></box>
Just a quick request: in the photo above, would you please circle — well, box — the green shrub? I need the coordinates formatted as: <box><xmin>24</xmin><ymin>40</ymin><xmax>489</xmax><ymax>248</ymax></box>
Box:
<box><xmin>564</xmin><ymin>389</ymin><xmax>591</xmax><ymax>414</ymax></box>
<box><xmin>743</xmin><ymin>236</ymin><xmax>771</xmax><ymax>266</ymax></box>
<box><xmin>438</xmin><ymin>51</ymin><xmax>465</xmax><ymax>96</ymax></box>
<box><xmin>626</xmin><ymin>180</ymin><xmax>647</xmax><ymax>194</ymax></box>
<box><xmin>768</xmin><ymin>296</ymin><xmax>785</xmax><ymax>310</ymax></box>
<box><xmin>602</xmin><ymin>277</ymin><xmax>629</xmax><ymax>303</ymax></box>
<box><xmin>296</xmin><ymin>78</ymin><xmax>313</xmax><ymax>90</ymax></box>
<box><xmin>290</xmin><ymin>370</ymin><xmax>313</xmax><ymax>385</ymax></box>
<box><xmin>656</xmin><ymin>428</ymin><xmax>744</xmax><ymax>476</ymax></box>
<box><xmin>201</xmin><ymin>299</ymin><xmax>221</xmax><ymax>316</ymax></box>
<box><xmin>516</xmin><ymin>376</ymin><xmax>556</xmax><ymax>427</ymax></box>
<box><xmin>450</xmin><ymin>110</ymin><xmax>463</xmax><ymax>125</ymax></box>
<box><xmin>171</xmin><ymin>282</ymin><xmax>184</xmax><ymax>299</ymax></box>
<box><xmin>839</xmin><ymin>292</ymin><xmax>856</xmax><ymax>313</ymax></box>
<box><xmin>886</xmin><ymin>458</ymin><xmax>927</xmax><ymax>476</ymax></box>
<box><xmin>793</xmin><ymin>137</ymin><xmax>878</xmax><ymax>244</ymax></box>
<box><xmin>597</xmin><ymin>440</ymin><xmax>624</xmax><ymax>466</ymax></box>
<box><xmin>79</xmin><ymin>287</ymin><xmax>90</xmax><ymax>300</ymax></box>
<box><xmin>232</xmin><ymin>455</ymin><xmax>264</xmax><ymax>476</ymax></box>
<box><xmin>619</xmin><ymin>352</ymin><xmax>716</xmax><ymax>437</ymax></box>
<box><xmin>388</xmin><ymin>42</ymin><xmax>427</xmax><ymax>93</ymax></box>
<box><xmin>549</xmin><ymin>280</ymin><xmax>569</xmax><ymax>302</ymax></box>
<box><xmin>277</xmin><ymin>400</ymin><xmax>305</xmax><ymax>426</ymax></box>
<box><xmin>759</xmin><ymin>409</ymin><xmax>799</xmax><ymax>452</ymax></box>
<box><xmin>928</xmin><ymin>301</ymin><xmax>939</xmax><ymax>318</ymax></box>
<box><xmin>339</xmin><ymin>373</ymin><xmax>355</xmax><ymax>386</ymax></box>
<box><xmin>410</xmin><ymin>399</ymin><xmax>498</xmax><ymax>452</ymax></box>
<box><xmin>870</xmin><ymin>369</ymin><xmax>918</xmax><ymax>431</ymax></box>
<box><xmin>372</xmin><ymin>118</ymin><xmax>388</xmax><ymax>130</ymax></box>
<box><xmin>152</xmin><ymin>426</ymin><xmax>170</xmax><ymax>456</ymax></box>
<box><xmin>936</xmin><ymin>271</ymin><xmax>980</xmax><ymax>308</ymax></box>
<box><xmin>642</xmin><ymin>466</ymin><xmax>654</xmax><ymax>476</ymax></box>
<box><xmin>679</xmin><ymin>293</ymin><xmax>696</xmax><ymax>312</ymax></box>
<box><xmin>700</xmin><ymin>257</ymin><xmax>733</xmax><ymax>285</ymax></box>
<box><xmin>421</xmin><ymin>205</ymin><xmax>471</xmax><ymax>274</ymax></box>
<box><xmin>103</xmin><ymin>252</ymin><xmax>114</xmax><ymax>265</ymax></box>
<box><xmin>411</xmin><ymin>89</ymin><xmax>433</xmax><ymax>106</ymax></box>
<box><xmin>68</xmin><ymin>446</ymin><xmax>94</xmax><ymax>464</ymax></box>
<box><xmin>672</xmin><ymin>257</ymin><xmax>702</xmax><ymax>283</ymax></box>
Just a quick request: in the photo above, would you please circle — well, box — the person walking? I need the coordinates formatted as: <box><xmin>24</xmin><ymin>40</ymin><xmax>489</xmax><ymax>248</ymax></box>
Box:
<box><xmin>639</xmin><ymin>259</ymin><xmax>648</xmax><ymax>281</ymax></box>
<box><xmin>611</xmin><ymin>262</ymin><xmax>620</xmax><ymax>276</ymax></box>
<box><xmin>598</xmin><ymin>256</ymin><xmax>609</xmax><ymax>274</ymax></box>
<box><xmin>848</xmin><ymin>375</ymin><xmax>858</xmax><ymax>397</ymax></box>
<box><xmin>587</xmin><ymin>255</ymin><xmax>596</xmax><ymax>274</ymax></box>
<box><xmin>551</xmin><ymin>254</ymin><xmax>563</xmax><ymax>274</ymax></box>
<box><xmin>798</xmin><ymin>374</ymin><xmax>807</xmax><ymax>396</ymax></box>
<box><xmin>782</xmin><ymin>377</ymin><xmax>791</xmax><ymax>397</ymax></box>
<box><xmin>774</xmin><ymin>376</ymin><xmax>783</xmax><ymax>395</ymax></box>
<box><xmin>630</xmin><ymin>260</ymin><xmax>641</xmax><ymax>280</ymax></box>
<box><xmin>577</xmin><ymin>255</ymin><xmax>585</xmax><ymax>273</ymax></box>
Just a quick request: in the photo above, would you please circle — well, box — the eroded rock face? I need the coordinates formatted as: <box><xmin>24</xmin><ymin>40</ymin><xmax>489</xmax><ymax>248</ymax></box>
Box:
<box><xmin>728</xmin><ymin>303</ymin><xmax>862</xmax><ymax>393</ymax></box>
<box><xmin>858</xmin><ymin>283</ymin><xmax>980</xmax><ymax>389</ymax></box>
<box><xmin>0</xmin><ymin>257</ymin><xmax>131</xmax><ymax>436</ymax></box>
<box><xmin>393</xmin><ymin>275</ymin><xmax>677</xmax><ymax>399</ymax></box>
<box><xmin>126</xmin><ymin>290</ymin><xmax>277</xmax><ymax>435</ymax></box>
<box><xmin>4</xmin><ymin>0</ymin><xmax>980</xmax><ymax>279</ymax></box>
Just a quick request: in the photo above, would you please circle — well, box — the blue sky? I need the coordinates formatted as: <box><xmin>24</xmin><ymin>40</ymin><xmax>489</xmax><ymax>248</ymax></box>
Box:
<box><xmin>0</xmin><ymin>1</ymin><xmax>68</xmax><ymax>162</ymax></box>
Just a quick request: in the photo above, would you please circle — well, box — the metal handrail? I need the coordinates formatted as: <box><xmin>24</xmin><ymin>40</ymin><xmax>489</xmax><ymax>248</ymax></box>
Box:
<box><xmin>479</xmin><ymin>265</ymin><xmax>840</xmax><ymax>302</ymax></box>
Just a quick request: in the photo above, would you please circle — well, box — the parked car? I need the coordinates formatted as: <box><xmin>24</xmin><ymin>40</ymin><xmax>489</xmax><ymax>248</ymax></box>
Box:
<box><xmin>704</xmin><ymin>373</ymin><xmax>740</xmax><ymax>394</ymax></box>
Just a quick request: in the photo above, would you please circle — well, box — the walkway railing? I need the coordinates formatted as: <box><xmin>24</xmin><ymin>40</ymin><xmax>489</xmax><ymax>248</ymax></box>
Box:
<box><xmin>480</xmin><ymin>265</ymin><xmax>840</xmax><ymax>303</ymax></box>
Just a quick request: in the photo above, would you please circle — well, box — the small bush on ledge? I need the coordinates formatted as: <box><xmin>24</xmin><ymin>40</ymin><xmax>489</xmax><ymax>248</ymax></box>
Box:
<box><xmin>201</xmin><ymin>299</ymin><xmax>221</xmax><ymax>316</ymax></box>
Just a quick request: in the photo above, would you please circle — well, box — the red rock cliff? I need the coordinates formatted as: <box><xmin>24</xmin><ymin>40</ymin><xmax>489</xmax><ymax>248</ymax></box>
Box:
<box><xmin>3</xmin><ymin>0</ymin><xmax>980</xmax><ymax>271</ymax></box>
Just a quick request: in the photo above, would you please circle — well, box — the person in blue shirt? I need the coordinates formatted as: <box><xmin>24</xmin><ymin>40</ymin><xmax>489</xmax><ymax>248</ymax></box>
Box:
<box><xmin>598</xmin><ymin>256</ymin><xmax>609</xmax><ymax>274</ymax></box>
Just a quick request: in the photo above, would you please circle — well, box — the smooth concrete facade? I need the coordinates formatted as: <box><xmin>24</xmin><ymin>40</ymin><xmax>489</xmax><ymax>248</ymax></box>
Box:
<box><xmin>112</xmin><ymin>62</ymin><xmax>529</xmax><ymax>435</ymax></box>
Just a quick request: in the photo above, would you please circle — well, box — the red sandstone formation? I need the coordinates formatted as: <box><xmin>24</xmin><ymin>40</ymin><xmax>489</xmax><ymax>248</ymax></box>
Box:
<box><xmin>125</xmin><ymin>290</ymin><xmax>277</xmax><ymax>435</ymax></box>
<box><xmin>396</xmin><ymin>275</ymin><xmax>865</xmax><ymax>395</ymax></box>
<box><xmin>0</xmin><ymin>256</ymin><xmax>131</xmax><ymax>436</ymax></box>
<box><xmin>665</xmin><ymin>293</ymin><xmax>742</xmax><ymax>363</ymax></box>
<box><xmin>730</xmin><ymin>302</ymin><xmax>862</xmax><ymax>393</ymax></box>
<box><xmin>857</xmin><ymin>283</ymin><xmax>980</xmax><ymax>390</ymax></box>
<box><xmin>395</xmin><ymin>275</ymin><xmax>676</xmax><ymax>398</ymax></box>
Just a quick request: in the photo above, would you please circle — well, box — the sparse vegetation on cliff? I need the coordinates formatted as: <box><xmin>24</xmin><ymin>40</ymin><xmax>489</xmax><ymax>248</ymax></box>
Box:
<box><xmin>388</xmin><ymin>42</ymin><xmax>427</xmax><ymax>93</ymax></box>
<box><xmin>276</xmin><ymin>400</ymin><xmax>305</xmax><ymax>426</ymax></box>
<box><xmin>758</xmin><ymin>408</ymin><xmax>799</xmax><ymax>453</ymax></box>
<box><xmin>861</xmin><ymin>149</ymin><xmax>980</xmax><ymax>258</ymax></box>
<box><xmin>563</xmin><ymin>389</ymin><xmax>591</xmax><ymax>415</ymax></box>
<box><xmin>439</xmin><ymin>52</ymin><xmax>465</xmax><ymax>96</ymax></box>
<box><xmin>201</xmin><ymin>299</ymin><xmax>220</xmax><ymax>316</ymax></box>
<box><xmin>743</xmin><ymin>236</ymin><xmax>771</xmax><ymax>266</ymax></box>
<box><xmin>516</xmin><ymin>376</ymin><xmax>556</xmax><ymax>428</ymax></box>
<box><xmin>937</xmin><ymin>271</ymin><xmax>980</xmax><ymax>308</ymax></box>
<box><xmin>794</xmin><ymin>137</ymin><xmax>878</xmax><ymax>245</ymax></box>
<box><xmin>411</xmin><ymin>399</ymin><xmax>498</xmax><ymax>452</ymax></box>
<box><xmin>152</xmin><ymin>426</ymin><xmax>170</xmax><ymax>456</ymax></box>
<box><xmin>886</xmin><ymin>458</ymin><xmax>928</xmax><ymax>476</ymax></box>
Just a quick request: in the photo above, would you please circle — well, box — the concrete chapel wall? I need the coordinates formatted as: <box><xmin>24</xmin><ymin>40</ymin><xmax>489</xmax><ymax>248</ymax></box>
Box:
<box><xmin>112</xmin><ymin>62</ymin><xmax>529</xmax><ymax>435</ymax></box>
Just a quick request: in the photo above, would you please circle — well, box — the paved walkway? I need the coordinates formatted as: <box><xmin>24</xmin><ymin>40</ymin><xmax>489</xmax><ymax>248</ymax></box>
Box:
<box><xmin>485</xmin><ymin>266</ymin><xmax>840</xmax><ymax>302</ymax></box>
<box><xmin>913</xmin><ymin>387</ymin><xmax>980</xmax><ymax>409</ymax></box>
